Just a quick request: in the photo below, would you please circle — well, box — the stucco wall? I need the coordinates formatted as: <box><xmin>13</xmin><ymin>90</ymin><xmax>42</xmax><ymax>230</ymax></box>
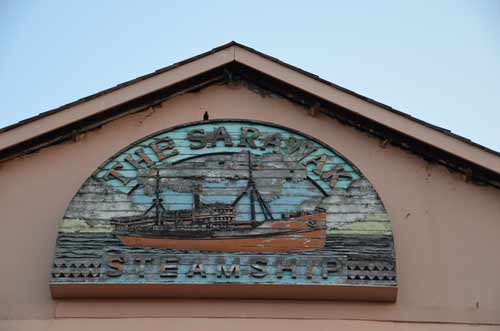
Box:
<box><xmin>1</xmin><ymin>84</ymin><xmax>499</xmax><ymax>328</ymax></box>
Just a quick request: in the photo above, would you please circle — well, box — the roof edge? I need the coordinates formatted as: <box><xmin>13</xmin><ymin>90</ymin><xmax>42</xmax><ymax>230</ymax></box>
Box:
<box><xmin>0</xmin><ymin>41</ymin><xmax>499</xmax><ymax>176</ymax></box>
<box><xmin>231</xmin><ymin>42</ymin><xmax>496</xmax><ymax>155</ymax></box>
<box><xmin>0</xmin><ymin>41</ymin><xmax>238</xmax><ymax>135</ymax></box>
<box><xmin>232</xmin><ymin>44</ymin><xmax>500</xmax><ymax>172</ymax></box>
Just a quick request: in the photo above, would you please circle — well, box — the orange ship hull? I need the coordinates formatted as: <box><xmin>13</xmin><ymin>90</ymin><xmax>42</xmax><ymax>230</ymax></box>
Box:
<box><xmin>116</xmin><ymin>212</ymin><xmax>327</xmax><ymax>253</ymax></box>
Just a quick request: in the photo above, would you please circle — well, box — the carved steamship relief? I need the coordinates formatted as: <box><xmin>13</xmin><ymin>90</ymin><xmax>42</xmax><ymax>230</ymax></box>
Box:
<box><xmin>50</xmin><ymin>120</ymin><xmax>397</xmax><ymax>300</ymax></box>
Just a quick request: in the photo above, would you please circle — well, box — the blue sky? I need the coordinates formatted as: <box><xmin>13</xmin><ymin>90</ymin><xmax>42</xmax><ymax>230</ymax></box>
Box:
<box><xmin>1</xmin><ymin>1</ymin><xmax>499</xmax><ymax>151</ymax></box>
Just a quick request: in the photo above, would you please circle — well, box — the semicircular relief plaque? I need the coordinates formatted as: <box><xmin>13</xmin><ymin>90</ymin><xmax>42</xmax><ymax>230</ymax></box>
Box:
<box><xmin>50</xmin><ymin>120</ymin><xmax>397</xmax><ymax>300</ymax></box>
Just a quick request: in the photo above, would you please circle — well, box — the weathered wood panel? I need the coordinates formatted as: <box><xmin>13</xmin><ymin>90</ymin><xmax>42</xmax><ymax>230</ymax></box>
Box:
<box><xmin>51</xmin><ymin>120</ymin><xmax>396</xmax><ymax>298</ymax></box>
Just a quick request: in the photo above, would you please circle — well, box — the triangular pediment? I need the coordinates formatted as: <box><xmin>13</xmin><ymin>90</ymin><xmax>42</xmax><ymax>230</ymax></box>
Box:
<box><xmin>0</xmin><ymin>42</ymin><xmax>499</xmax><ymax>188</ymax></box>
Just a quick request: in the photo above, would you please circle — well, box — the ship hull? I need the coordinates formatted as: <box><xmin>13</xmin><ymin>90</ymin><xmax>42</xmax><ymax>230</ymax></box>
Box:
<box><xmin>114</xmin><ymin>212</ymin><xmax>327</xmax><ymax>252</ymax></box>
<box><xmin>117</xmin><ymin>229</ymin><xmax>325</xmax><ymax>252</ymax></box>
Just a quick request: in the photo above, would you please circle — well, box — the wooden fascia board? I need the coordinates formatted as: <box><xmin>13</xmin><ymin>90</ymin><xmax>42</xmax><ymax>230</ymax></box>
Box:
<box><xmin>0</xmin><ymin>46</ymin><xmax>235</xmax><ymax>151</ymax></box>
<box><xmin>1</xmin><ymin>43</ymin><xmax>499</xmax><ymax>176</ymax></box>
<box><xmin>234</xmin><ymin>46</ymin><xmax>500</xmax><ymax>174</ymax></box>
<box><xmin>50</xmin><ymin>283</ymin><xmax>398</xmax><ymax>302</ymax></box>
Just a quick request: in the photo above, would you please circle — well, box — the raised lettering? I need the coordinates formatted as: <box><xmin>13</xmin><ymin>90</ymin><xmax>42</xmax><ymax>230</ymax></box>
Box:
<box><xmin>250</xmin><ymin>259</ymin><xmax>267</xmax><ymax>278</ymax></box>
<box><xmin>187</xmin><ymin>263</ymin><xmax>206</xmax><ymax>277</ymax></box>
<box><xmin>149</xmin><ymin>137</ymin><xmax>179</xmax><ymax>161</ymax></box>
<box><xmin>238</xmin><ymin>127</ymin><xmax>260</xmax><ymax>148</ymax></box>
<box><xmin>187</xmin><ymin>129</ymin><xmax>207</xmax><ymax>149</ymax></box>
<box><xmin>106</xmin><ymin>256</ymin><xmax>125</xmax><ymax>277</ymax></box>
<box><xmin>125</xmin><ymin>148</ymin><xmax>155</xmax><ymax>169</ymax></box>
<box><xmin>322</xmin><ymin>259</ymin><xmax>340</xmax><ymax>279</ymax></box>
<box><xmin>276</xmin><ymin>259</ymin><xmax>297</xmax><ymax>279</ymax></box>
<box><xmin>307</xmin><ymin>261</ymin><xmax>314</xmax><ymax>279</ymax></box>
<box><xmin>134</xmin><ymin>257</ymin><xmax>153</xmax><ymax>278</ymax></box>
<box><xmin>303</xmin><ymin>154</ymin><xmax>328</xmax><ymax>175</ymax></box>
<box><xmin>321</xmin><ymin>165</ymin><xmax>352</xmax><ymax>188</ymax></box>
<box><xmin>208</xmin><ymin>127</ymin><xmax>233</xmax><ymax>147</ymax></box>
<box><xmin>260</xmin><ymin>133</ymin><xmax>282</xmax><ymax>153</ymax></box>
<box><xmin>288</xmin><ymin>140</ymin><xmax>318</xmax><ymax>161</ymax></box>
<box><xmin>217</xmin><ymin>264</ymin><xmax>240</xmax><ymax>278</ymax></box>
<box><xmin>104</xmin><ymin>162</ymin><xmax>130</xmax><ymax>185</ymax></box>
<box><xmin>160</xmin><ymin>256</ymin><xmax>179</xmax><ymax>278</ymax></box>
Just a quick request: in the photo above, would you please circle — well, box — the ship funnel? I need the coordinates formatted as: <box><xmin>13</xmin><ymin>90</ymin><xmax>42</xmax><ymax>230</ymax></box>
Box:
<box><xmin>193</xmin><ymin>192</ymin><xmax>201</xmax><ymax>210</ymax></box>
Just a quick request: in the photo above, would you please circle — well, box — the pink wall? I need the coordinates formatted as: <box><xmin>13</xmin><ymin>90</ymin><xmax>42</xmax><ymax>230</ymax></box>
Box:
<box><xmin>1</xmin><ymin>84</ymin><xmax>499</xmax><ymax>328</ymax></box>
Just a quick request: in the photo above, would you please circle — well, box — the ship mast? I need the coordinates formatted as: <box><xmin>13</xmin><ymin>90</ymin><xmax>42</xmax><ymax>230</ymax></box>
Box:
<box><xmin>142</xmin><ymin>169</ymin><xmax>166</xmax><ymax>225</ymax></box>
<box><xmin>232</xmin><ymin>151</ymin><xmax>274</xmax><ymax>224</ymax></box>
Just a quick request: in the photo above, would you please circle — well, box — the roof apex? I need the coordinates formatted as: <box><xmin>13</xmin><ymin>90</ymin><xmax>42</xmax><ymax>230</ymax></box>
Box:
<box><xmin>1</xmin><ymin>42</ymin><xmax>499</xmax><ymax>186</ymax></box>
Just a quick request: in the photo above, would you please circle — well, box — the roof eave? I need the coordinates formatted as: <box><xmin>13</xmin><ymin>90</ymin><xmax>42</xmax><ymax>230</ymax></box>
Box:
<box><xmin>0</xmin><ymin>41</ymin><xmax>499</xmax><ymax>180</ymax></box>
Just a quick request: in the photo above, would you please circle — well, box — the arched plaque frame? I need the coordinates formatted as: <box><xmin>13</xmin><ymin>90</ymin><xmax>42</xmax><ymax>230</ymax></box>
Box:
<box><xmin>50</xmin><ymin>119</ymin><xmax>397</xmax><ymax>301</ymax></box>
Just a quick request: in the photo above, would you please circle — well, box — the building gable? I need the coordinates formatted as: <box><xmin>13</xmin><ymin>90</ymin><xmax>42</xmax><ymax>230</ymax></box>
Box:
<box><xmin>1</xmin><ymin>42</ymin><xmax>499</xmax><ymax>190</ymax></box>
